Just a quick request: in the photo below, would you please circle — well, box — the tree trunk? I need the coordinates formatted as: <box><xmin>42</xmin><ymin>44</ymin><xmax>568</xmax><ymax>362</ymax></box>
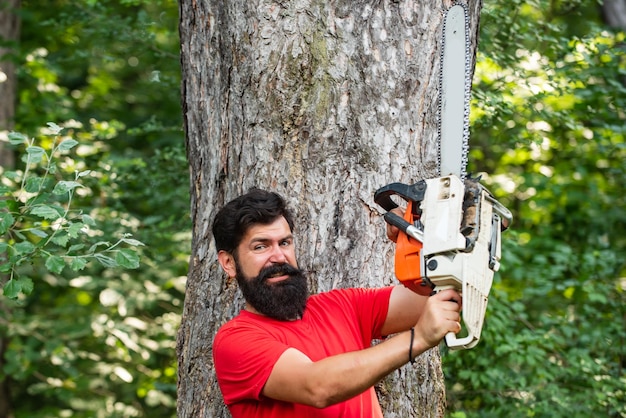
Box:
<box><xmin>176</xmin><ymin>0</ymin><xmax>482</xmax><ymax>417</ymax></box>
<box><xmin>0</xmin><ymin>2</ymin><xmax>20</xmax><ymax>417</ymax></box>
<box><xmin>602</xmin><ymin>0</ymin><xmax>626</xmax><ymax>30</ymax></box>
<box><xmin>0</xmin><ymin>0</ymin><xmax>19</xmax><ymax>167</ymax></box>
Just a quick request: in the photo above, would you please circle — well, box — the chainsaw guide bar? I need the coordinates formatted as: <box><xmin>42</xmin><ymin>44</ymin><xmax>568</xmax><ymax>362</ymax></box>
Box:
<box><xmin>438</xmin><ymin>2</ymin><xmax>471</xmax><ymax>180</ymax></box>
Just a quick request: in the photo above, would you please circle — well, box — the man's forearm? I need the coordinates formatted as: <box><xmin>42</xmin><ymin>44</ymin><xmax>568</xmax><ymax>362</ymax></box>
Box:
<box><xmin>263</xmin><ymin>329</ymin><xmax>428</xmax><ymax>408</ymax></box>
<box><xmin>262</xmin><ymin>289</ymin><xmax>460</xmax><ymax>408</ymax></box>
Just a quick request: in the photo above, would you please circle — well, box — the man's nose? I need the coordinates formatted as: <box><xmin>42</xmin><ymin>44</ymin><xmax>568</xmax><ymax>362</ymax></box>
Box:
<box><xmin>268</xmin><ymin>244</ymin><xmax>288</xmax><ymax>264</ymax></box>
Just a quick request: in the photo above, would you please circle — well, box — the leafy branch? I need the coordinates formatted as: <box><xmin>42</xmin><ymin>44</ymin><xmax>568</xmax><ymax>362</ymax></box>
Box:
<box><xmin>0</xmin><ymin>122</ymin><xmax>144</xmax><ymax>299</ymax></box>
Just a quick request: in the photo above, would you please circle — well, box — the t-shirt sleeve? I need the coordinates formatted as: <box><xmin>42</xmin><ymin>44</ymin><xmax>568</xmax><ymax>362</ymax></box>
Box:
<box><xmin>353</xmin><ymin>286</ymin><xmax>394</xmax><ymax>341</ymax></box>
<box><xmin>324</xmin><ymin>286</ymin><xmax>394</xmax><ymax>343</ymax></box>
<box><xmin>213</xmin><ymin>321</ymin><xmax>289</xmax><ymax>405</ymax></box>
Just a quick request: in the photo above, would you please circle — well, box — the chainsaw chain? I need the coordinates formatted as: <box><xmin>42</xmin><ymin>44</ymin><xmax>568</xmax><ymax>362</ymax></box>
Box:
<box><xmin>437</xmin><ymin>2</ymin><xmax>471</xmax><ymax>180</ymax></box>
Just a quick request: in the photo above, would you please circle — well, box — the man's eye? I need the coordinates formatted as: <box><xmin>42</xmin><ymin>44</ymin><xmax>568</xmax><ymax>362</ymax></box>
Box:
<box><xmin>254</xmin><ymin>245</ymin><xmax>267</xmax><ymax>251</ymax></box>
<box><xmin>280</xmin><ymin>240</ymin><xmax>292</xmax><ymax>247</ymax></box>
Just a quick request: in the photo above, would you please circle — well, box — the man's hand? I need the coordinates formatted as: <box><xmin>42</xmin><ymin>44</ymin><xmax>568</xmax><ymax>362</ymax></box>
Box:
<box><xmin>386</xmin><ymin>207</ymin><xmax>404</xmax><ymax>243</ymax></box>
<box><xmin>411</xmin><ymin>289</ymin><xmax>462</xmax><ymax>351</ymax></box>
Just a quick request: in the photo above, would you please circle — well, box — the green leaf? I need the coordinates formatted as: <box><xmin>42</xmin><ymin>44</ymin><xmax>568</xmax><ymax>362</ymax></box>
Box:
<box><xmin>46</xmin><ymin>122</ymin><xmax>63</xmax><ymax>134</ymax></box>
<box><xmin>26</xmin><ymin>191</ymin><xmax>52</xmax><ymax>207</ymax></box>
<box><xmin>29</xmin><ymin>228</ymin><xmax>48</xmax><ymax>238</ymax></box>
<box><xmin>94</xmin><ymin>254</ymin><xmax>118</xmax><ymax>268</ymax></box>
<box><xmin>14</xmin><ymin>241</ymin><xmax>36</xmax><ymax>255</ymax></box>
<box><xmin>30</xmin><ymin>205</ymin><xmax>62</xmax><ymax>220</ymax></box>
<box><xmin>81</xmin><ymin>214</ymin><xmax>96</xmax><ymax>226</ymax></box>
<box><xmin>4</xmin><ymin>200</ymin><xmax>18</xmax><ymax>213</ymax></box>
<box><xmin>24</xmin><ymin>177</ymin><xmax>45</xmax><ymax>193</ymax></box>
<box><xmin>121</xmin><ymin>237</ymin><xmax>144</xmax><ymax>247</ymax></box>
<box><xmin>52</xmin><ymin>181</ymin><xmax>82</xmax><ymax>195</ymax></box>
<box><xmin>3</xmin><ymin>279</ymin><xmax>21</xmax><ymax>299</ymax></box>
<box><xmin>2</xmin><ymin>171</ymin><xmax>20</xmax><ymax>182</ymax></box>
<box><xmin>20</xmin><ymin>277</ymin><xmax>34</xmax><ymax>295</ymax></box>
<box><xmin>116</xmin><ymin>248</ymin><xmax>140</xmax><ymax>269</ymax></box>
<box><xmin>88</xmin><ymin>241</ymin><xmax>111</xmax><ymax>253</ymax></box>
<box><xmin>0</xmin><ymin>212</ymin><xmax>15</xmax><ymax>234</ymax></box>
<box><xmin>45</xmin><ymin>255</ymin><xmax>66</xmax><ymax>274</ymax></box>
<box><xmin>8</xmin><ymin>131</ymin><xmax>28</xmax><ymax>144</ymax></box>
<box><xmin>47</xmin><ymin>161</ymin><xmax>58</xmax><ymax>175</ymax></box>
<box><xmin>67</xmin><ymin>222</ymin><xmax>84</xmax><ymax>238</ymax></box>
<box><xmin>50</xmin><ymin>232</ymin><xmax>70</xmax><ymax>247</ymax></box>
<box><xmin>26</xmin><ymin>146</ymin><xmax>46</xmax><ymax>162</ymax></box>
<box><xmin>69</xmin><ymin>257</ymin><xmax>88</xmax><ymax>271</ymax></box>
<box><xmin>2</xmin><ymin>277</ymin><xmax>32</xmax><ymax>298</ymax></box>
<box><xmin>57</xmin><ymin>139</ymin><xmax>79</xmax><ymax>151</ymax></box>
<box><xmin>0</xmin><ymin>242</ymin><xmax>8</xmax><ymax>253</ymax></box>
<box><xmin>68</xmin><ymin>244</ymin><xmax>85</xmax><ymax>253</ymax></box>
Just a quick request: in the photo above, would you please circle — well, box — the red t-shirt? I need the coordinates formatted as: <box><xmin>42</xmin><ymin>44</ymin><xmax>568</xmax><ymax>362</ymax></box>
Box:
<box><xmin>213</xmin><ymin>286</ymin><xmax>394</xmax><ymax>418</ymax></box>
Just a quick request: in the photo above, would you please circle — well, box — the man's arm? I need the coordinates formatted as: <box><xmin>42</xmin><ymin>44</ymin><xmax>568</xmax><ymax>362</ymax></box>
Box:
<box><xmin>380</xmin><ymin>285</ymin><xmax>430</xmax><ymax>336</ymax></box>
<box><xmin>261</xmin><ymin>289</ymin><xmax>461</xmax><ymax>408</ymax></box>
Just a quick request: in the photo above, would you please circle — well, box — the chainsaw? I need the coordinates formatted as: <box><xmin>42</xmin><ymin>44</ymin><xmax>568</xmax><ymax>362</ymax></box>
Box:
<box><xmin>374</xmin><ymin>3</ymin><xmax>512</xmax><ymax>350</ymax></box>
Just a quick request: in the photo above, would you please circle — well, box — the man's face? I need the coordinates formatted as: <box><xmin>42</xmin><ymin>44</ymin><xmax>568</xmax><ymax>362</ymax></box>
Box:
<box><xmin>219</xmin><ymin>217</ymin><xmax>308</xmax><ymax>320</ymax></box>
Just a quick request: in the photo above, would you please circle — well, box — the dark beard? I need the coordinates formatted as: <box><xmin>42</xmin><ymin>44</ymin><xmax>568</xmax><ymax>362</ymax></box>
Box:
<box><xmin>235</xmin><ymin>262</ymin><xmax>309</xmax><ymax>321</ymax></box>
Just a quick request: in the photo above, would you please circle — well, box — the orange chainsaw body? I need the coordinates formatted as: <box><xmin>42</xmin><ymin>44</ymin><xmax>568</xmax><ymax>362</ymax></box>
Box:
<box><xmin>394</xmin><ymin>201</ymin><xmax>431</xmax><ymax>296</ymax></box>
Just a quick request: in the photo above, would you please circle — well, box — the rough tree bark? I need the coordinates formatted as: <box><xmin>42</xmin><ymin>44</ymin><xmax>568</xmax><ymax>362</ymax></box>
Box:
<box><xmin>176</xmin><ymin>0</ymin><xmax>482</xmax><ymax>417</ymax></box>
<box><xmin>0</xmin><ymin>2</ymin><xmax>20</xmax><ymax>417</ymax></box>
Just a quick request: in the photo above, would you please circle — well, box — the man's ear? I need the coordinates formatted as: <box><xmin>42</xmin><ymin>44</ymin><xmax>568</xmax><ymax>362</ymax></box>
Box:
<box><xmin>217</xmin><ymin>250</ymin><xmax>237</xmax><ymax>278</ymax></box>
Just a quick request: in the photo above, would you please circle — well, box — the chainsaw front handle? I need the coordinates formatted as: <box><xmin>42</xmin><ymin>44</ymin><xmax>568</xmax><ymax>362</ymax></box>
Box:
<box><xmin>383</xmin><ymin>212</ymin><xmax>424</xmax><ymax>243</ymax></box>
<box><xmin>373</xmin><ymin>180</ymin><xmax>427</xmax><ymax>212</ymax></box>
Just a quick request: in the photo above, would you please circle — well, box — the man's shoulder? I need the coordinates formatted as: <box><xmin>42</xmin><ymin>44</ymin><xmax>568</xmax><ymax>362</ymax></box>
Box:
<box><xmin>217</xmin><ymin>311</ymin><xmax>268</xmax><ymax>332</ymax></box>
<box><xmin>213</xmin><ymin>312</ymin><xmax>286</xmax><ymax>357</ymax></box>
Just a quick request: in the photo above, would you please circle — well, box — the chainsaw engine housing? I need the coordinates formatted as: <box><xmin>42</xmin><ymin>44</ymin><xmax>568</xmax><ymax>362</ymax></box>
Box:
<box><xmin>374</xmin><ymin>175</ymin><xmax>511</xmax><ymax>350</ymax></box>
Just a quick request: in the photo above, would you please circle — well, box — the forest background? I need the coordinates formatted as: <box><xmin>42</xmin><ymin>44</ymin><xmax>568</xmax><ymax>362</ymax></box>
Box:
<box><xmin>0</xmin><ymin>0</ymin><xmax>624</xmax><ymax>417</ymax></box>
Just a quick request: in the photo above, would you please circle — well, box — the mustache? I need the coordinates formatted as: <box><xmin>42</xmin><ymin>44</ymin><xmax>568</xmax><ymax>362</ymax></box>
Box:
<box><xmin>257</xmin><ymin>263</ymin><xmax>304</xmax><ymax>282</ymax></box>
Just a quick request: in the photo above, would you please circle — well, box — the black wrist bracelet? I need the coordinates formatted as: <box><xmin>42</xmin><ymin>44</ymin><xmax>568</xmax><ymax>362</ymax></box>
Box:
<box><xmin>409</xmin><ymin>327</ymin><xmax>415</xmax><ymax>364</ymax></box>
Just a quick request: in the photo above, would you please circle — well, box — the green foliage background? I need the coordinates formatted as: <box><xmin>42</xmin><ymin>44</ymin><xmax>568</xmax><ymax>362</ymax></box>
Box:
<box><xmin>444</xmin><ymin>1</ymin><xmax>625</xmax><ymax>417</ymax></box>
<box><xmin>2</xmin><ymin>1</ymin><xmax>186</xmax><ymax>417</ymax></box>
<box><xmin>0</xmin><ymin>0</ymin><xmax>623</xmax><ymax>417</ymax></box>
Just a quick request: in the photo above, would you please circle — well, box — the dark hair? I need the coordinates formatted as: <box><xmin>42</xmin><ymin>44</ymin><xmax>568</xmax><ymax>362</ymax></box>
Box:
<box><xmin>212</xmin><ymin>188</ymin><xmax>295</xmax><ymax>253</ymax></box>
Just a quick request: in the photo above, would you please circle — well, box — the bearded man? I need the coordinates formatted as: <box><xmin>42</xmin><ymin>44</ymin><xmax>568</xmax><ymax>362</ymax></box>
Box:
<box><xmin>212</xmin><ymin>188</ymin><xmax>461</xmax><ymax>417</ymax></box>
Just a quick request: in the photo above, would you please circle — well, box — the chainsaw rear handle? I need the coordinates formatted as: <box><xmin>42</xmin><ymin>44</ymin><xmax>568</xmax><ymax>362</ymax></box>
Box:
<box><xmin>441</xmin><ymin>292</ymin><xmax>477</xmax><ymax>350</ymax></box>
<box><xmin>435</xmin><ymin>285</ymin><xmax>479</xmax><ymax>350</ymax></box>
<box><xmin>373</xmin><ymin>180</ymin><xmax>427</xmax><ymax>212</ymax></box>
<box><xmin>445</xmin><ymin>331</ymin><xmax>479</xmax><ymax>350</ymax></box>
